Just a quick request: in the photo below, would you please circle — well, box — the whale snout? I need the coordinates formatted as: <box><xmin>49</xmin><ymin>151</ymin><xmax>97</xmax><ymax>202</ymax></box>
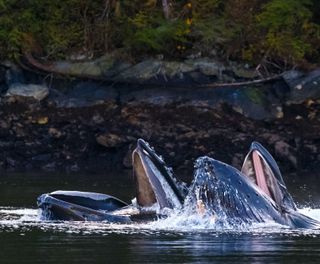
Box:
<box><xmin>37</xmin><ymin>193</ymin><xmax>48</xmax><ymax>207</ymax></box>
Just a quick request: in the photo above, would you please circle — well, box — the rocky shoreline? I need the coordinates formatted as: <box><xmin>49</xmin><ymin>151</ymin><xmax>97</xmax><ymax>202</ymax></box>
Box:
<box><xmin>0</xmin><ymin>59</ymin><xmax>320</xmax><ymax>181</ymax></box>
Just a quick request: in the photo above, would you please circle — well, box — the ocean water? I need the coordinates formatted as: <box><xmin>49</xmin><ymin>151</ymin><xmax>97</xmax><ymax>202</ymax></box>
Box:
<box><xmin>0</xmin><ymin>172</ymin><xmax>319</xmax><ymax>264</ymax></box>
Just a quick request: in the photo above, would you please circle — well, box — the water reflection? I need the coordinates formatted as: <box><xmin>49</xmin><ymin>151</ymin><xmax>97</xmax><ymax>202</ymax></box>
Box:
<box><xmin>128</xmin><ymin>233</ymin><xmax>320</xmax><ymax>264</ymax></box>
<box><xmin>0</xmin><ymin>208</ymin><xmax>319</xmax><ymax>264</ymax></box>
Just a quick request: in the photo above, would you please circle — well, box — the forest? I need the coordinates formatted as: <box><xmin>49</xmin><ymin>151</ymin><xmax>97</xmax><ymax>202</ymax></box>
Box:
<box><xmin>0</xmin><ymin>0</ymin><xmax>319</xmax><ymax>71</ymax></box>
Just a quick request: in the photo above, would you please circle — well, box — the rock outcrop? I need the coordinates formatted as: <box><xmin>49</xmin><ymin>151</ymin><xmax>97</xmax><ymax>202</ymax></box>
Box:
<box><xmin>6</xmin><ymin>83</ymin><xmax>49</xmax><ymax>101</ymax></box>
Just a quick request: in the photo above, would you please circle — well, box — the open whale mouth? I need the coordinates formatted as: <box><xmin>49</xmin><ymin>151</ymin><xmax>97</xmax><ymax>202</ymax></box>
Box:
<box><xmin>242</xmin><ymin>147</ymin><xmax>275</xmax><ymax>199</ymax></box>
<box><xmin>241</xmin><ymin>142</ymin><xmax>296</xmax><ymax>210</ymax></box>
<box><xmin>132</xmin><ymin>139</ymin><xmax>186</xmax><ymax>210</ymax></box>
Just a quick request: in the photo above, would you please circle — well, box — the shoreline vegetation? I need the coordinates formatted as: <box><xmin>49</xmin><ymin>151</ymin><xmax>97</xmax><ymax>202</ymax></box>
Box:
<box><xmin>0</xmin><ymin>0</ymin><xmax>319</xmax><ymax>74</ymax></box>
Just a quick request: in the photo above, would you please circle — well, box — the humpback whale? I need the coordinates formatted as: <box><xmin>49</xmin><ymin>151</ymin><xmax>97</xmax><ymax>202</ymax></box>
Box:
<box><xmin>188</xmin><ymin>152</ymin><xmax>319</xmax><ymax>228</ymax></box>
<box><xmin>37</xmin><ymin>139</ymin><xmax>187</xmax><ymax>223</ymax></box>
<box><xmin>37</xmin><ymin>139</ymin><xmax>320</xmax><ymax>228</ymax></box>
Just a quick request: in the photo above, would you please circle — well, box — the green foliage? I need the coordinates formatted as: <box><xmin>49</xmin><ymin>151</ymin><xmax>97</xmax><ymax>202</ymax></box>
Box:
<box><xmin>189</xmin><ymin>0</ymin><xmax>231</xmax><ymax>54</ymax></box>
<box><xmin>258</xmin><ymin>0</ymin><xmax>312</xmax><ymax>30</ymax></box>
<box><xmin>0</xmin><ymin>0</ymin><xmax>85</xmax><ymax>59</ymax></box>
<box><xmin>256</xmin><ymin>0</ymin><xmax>317</xmax><ymax>64</ymax></box>
<box><xmin>125</xmin><ymin>11</ymin><xmax>188</xmax><ymax>54</ymax></box>
<box><xmin>0</xmin><ymin>0</ymin><xmax>318</xmax><ymax>68</ymax></box>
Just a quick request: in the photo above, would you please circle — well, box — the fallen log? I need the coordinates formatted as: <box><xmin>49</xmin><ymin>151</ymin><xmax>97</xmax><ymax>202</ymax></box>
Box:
<box><xmin>199</xmin><ymin>74</ymin><xmax>283</xmax><ymax>88</ymax></box>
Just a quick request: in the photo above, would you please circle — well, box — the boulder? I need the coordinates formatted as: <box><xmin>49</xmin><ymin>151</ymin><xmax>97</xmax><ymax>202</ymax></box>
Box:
<box><xmin>51</xmin><ymin>81</ymin><xmax>117</xmax><ymax>108</ymax></box>
<box><xmin>231</xmin><ymin>65</ymin><xmax>259</xmax><ymax>79</ymax></box>
<box><xmin>158</xmin><ymin>58</ymin><xmax>226</xmax><ymax>84</ymax></box>
<box><xmin>185</xmin><ymin>57</ymin><xmax>225</xmax><ymax>77</ymax></box>
<box><xmin>162</xmin><ymin>61</ymin><xmax>194</xmax><ymax>79</ymax></box>
<box><xmin>30</xmin><ymin>56</ymin><xmax>204</xmax><ymax>85</ymax></box>
<box><xmin>6</xmin><ymin>83</ymin><xmax>49</xmax><ymax>101</ymax></box>
<box><xmin>120</xmin><ymin>82</ymin><xmax>280</xmax><ymax>120</ymax></box>
<box><xmin>283</xmin><ymin>69</ymin><xmax>320</xmax><ymax>104</ymax></box>
<box><xmin>4</xmin><ymin>62</ymin><xmax>25</xmax><ymax>86</ymax></box>
<box><xmin>113</xmin><ymin>59</ymin><xmax>163</xmax><ymax>83</ymax></box>
<box><xmin>102</xmin><ymin>61</ymin><xmax>132</xmax><ymax>78</ymax></box>
<box><xmin>59</xmin><ymin>61</ymin><xmax>102</xmax><ymax>77</ymax></box>
<box><xmin>49</xmin><ymin>54</ymin><xmax>117</xmax><ymax>78</ymax></box>
<box><xmin>223</xmin><ymin>87</ymin><xmax>276</xmax><ymax>120</ymax></box>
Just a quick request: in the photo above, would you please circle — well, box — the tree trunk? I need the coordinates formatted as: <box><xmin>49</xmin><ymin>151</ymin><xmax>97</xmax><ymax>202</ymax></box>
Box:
<box><xmin>161</xmin><ymin>0</ymin><xmax>170</xmax><ymax>19</ymax></box>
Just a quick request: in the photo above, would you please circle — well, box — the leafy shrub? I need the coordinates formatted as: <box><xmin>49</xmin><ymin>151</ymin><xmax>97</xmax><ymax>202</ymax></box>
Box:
<box><xmin>256</xmin><ymin>0</ymin><xmax>319</xmax><ymax>65</ymax></box>
<box><xmin>0</xmin><ymin>0</ymin><xmax>318</xmax><ymax>68</ymax></box>
<box><xmin>124</xmin><ymin>11</ymin><xmax>188</xmax><ymax>55</ymax></box>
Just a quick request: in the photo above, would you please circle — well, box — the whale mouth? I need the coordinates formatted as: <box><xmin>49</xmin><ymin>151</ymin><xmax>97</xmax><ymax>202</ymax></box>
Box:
<box><xmin>241</xmin><ymin>142</ymin><xmax>284</xmax><ymax>207</ymax></box>
<box><xmin>132</xmin><ymin>139</ymin><xmax>186</xmax><ymax>210</ymax></box>
<box><xmin>243</xmin><ymin>150</ymin><xmax>274</xmax><ymax>197</ymax></box>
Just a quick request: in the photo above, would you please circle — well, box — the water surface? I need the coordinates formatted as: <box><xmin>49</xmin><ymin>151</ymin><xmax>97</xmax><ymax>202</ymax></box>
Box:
<box><xmin>0</xmin><ymin>172</ymin><xmax>319</xmax><ymax>263</ymax></box>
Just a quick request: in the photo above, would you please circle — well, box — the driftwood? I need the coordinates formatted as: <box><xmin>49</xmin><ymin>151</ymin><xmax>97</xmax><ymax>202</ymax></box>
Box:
<box><xmin>24</xmin><ymin>52</ymin><xmax>56</xmax><ymax>73</ymax></box>
<box><xmin>23</xmin><ymin>52</ymin><xmax>104</xmax><ymax>80</ymax></box>
<box><xmin>199</xmin><ymin>74</ymin><xmax>283</xmax><ymax>88</ymax></box>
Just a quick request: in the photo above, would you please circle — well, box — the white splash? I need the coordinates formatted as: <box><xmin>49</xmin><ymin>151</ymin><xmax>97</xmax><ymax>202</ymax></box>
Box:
<box><xmin>298</xmin><ymin>208</ymin><xmax>320</xmax><ymax>221</ymax></box>
<box><xmin>0</xmin><ymin>206</ymin><xmax>320</xmax><ymax>236</ymax></box>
